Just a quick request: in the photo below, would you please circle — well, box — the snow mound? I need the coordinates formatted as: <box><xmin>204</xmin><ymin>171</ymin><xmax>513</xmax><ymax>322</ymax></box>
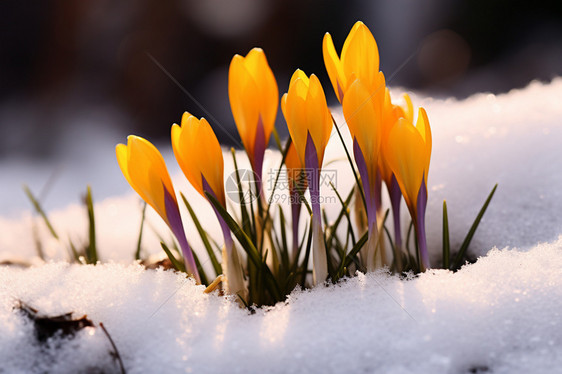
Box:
<box><xmin>1</xmin><ymin>238</ymin><xmax>561</xmax><ymax>373</ymax></box>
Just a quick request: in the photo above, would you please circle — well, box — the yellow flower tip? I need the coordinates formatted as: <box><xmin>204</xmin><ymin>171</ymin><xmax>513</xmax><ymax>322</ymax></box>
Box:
<box><xmin>172</xmin><ymin>114</ymin><xmax>226</xmax><ymax>206</ymax></box>
<box><xmin>323</xmin><ymin>21</ymin><xmax>381</xmax><ymax>103</ymax></box>
<box><xmin>181</xmin><ymin>111</ymin><xmax>194</xmax><ymax>125</ymax></box>
<box><xmin>116</xmin><ymin>135</ymin><xmax>176</xmax><ymax>225</ymax></box>
<box><xmin>416</xmin><ymin>107</ymin><xmax>432</xmax><ymax>181</ymax></box>
<box><xmin>283</xmin><ymin>69</ymin><xmax>332</xmax><ymax>168</ymax></box>
<box><xmin>385</xmin><ymin>110</ymin><xmax>432</xmax><ymax>216</ymax></box>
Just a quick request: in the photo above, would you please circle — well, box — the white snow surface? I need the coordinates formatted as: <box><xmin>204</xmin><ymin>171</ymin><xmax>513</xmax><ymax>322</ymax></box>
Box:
<box><xmin>1</xmin><ymin>78</ymin><xmax>562</xmax><ymax>373</ymax></box>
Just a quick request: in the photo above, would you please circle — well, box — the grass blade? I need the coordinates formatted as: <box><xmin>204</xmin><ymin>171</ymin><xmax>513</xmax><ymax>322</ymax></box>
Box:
<box><xmin>135</xmin><ymin>202</ymin><xmax>147</xmax><ymax>261</ymax></box>
<box><xmin>278</xmin><ymin>206</ymin><xmax>289</xmax><ymax>272</ymax></box>
<box><xmin>160</xmin><ymin>242</ymin><xmax>186</xmax><ymax>272</ymax></box>
<box><xmin>331</xmin><ymin>114</ymin><xmax>366</xmax><ymax>212</ymax></box>
<box><xmin>442</xmin><ymin>200</ymin><xmax>450</xmax><ymax>269</ymax></box>
<box><xmin>231</xmin><ymin>148</ymin><xmax>255</xmax><ymax>240</ymax></box>
<box><xmin>300</xmin><ymin>219</ymin><xmax>314</xmax><ymax>287</ymax></box>
<box><xmin>452</xmin><ymin>184</ymin><xmax>498</xmax><ymax>270</ymax></box>
<box><xmin>84</xmin><ymin>186</ymin><xmax>98</xmax><ymax>264</ymax></box>
<box><xmin>23</xmin><ymin>184</ymin><xmax>59</xmax><ymax>240</ymax></box>
<box><xmin>192</xmin><ymin>250</ymin><xmax>209</xmax><ymax>286</ymax></box>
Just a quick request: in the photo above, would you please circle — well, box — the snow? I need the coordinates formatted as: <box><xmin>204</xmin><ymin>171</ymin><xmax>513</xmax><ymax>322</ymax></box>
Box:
<box><xmin>2</xmin><ymin>241</ymin><xmax>562</xmax><ymax>373</ymax></box>
<box><xmin>1</xmin><ymin>78</ymin><xmax>562</xmax><ymax>373</ymax></box>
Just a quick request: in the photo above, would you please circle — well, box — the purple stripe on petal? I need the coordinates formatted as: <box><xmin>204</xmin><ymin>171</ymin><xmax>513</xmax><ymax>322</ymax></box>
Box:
<box><xmin>305</xmin><ymin>132</ymin><xmax>321</xmax><ymax>221</ymax></box>
<box><xmin>415</xmin><ymin>177</ymin><xmax>430</xmax><ymax>270</ymax></box>
<box><xmin>202</xmin><ymin>175</ymin><xmax>234</xmax><ymax>250</ymax></box>
<box><xmin>164</xmin><ymin>185</ymin><xmax>200</xmax><ymax>282</ymax></box>
<box><xmin>291</xmin><ymin>188</ymin><xmax>302</xmax><ymax>255</ymax></box>
<box><xmin>352</xmin><ymin>138</ymin><xmax>377</xmax><ymax>228</ymax></box>
<box><xmin>374</xmin><ymin>169</ymin><xmax>383</xmax><ymax>215</ymax></box>
<box><xmin>336</xmin><ymin>81</ymin><xmax>344</xmax><ymax>103</ymax></box>
<box><xmin>252</xmin><ymin>115</ymin><xmax>266</xmax><ymax>195</ymax></box>
<box><xmin>389</xmin><ymin>174</ymin><xmax>403</xmax><ymax>250</ymax></box>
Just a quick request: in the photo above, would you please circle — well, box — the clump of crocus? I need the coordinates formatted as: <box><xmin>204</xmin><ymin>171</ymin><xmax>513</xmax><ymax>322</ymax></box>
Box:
<box><xmin>171</xmin><ymin>112</ymin><xmax>248</xmax><ymax>302</ymax></box>
<box><xmin>385</xmin><ymin>108</ymin><xmax>432</xmax><ymax>270</ymax></box>
<box><xmin>282</xmin><ymin>69</ymin><xmax>333</xmax><ymax>285</ymax></box>
<box><xmin>116</xmin><ymin>136</ymin><xmax>200</xmax><ymax>283</ymax></box>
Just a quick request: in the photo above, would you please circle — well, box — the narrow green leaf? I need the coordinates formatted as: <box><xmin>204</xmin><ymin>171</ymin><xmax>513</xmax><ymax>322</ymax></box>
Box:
<box><xmin>272</xmin><ymin>127</ymin><xmax>283</xmax><ymax>152</ymax></box>
<box><xmin>331</xmin><ymin>114</ymin><xmax>367</xmax><ymax>212</ymax></box>
<box><xmin>135</xmin><ymin>202</ymin><xmax>147</xmax><ymax>261</ymax></box>
<box><xmin>181</xmin><ymin>193</ymin><xmax>222</xmax><ymax>276</ymax></box>
<box><xmin>342</xmin><ymin>231</ymin><xmax>368</xmax><ymax>269</ymax></box>
<box><xmin>329</xmin><ymin>182</ymin><xmax>356</xmax><ymax>246</ymax></box>
<box><xmin>452</xmin><ymin>184</ymin><xmax>498</xmax><ymax>270</ymax></box>
<box><xmin>442</xmin><ymin>200</ymin><xmax>450</xmax><ymax>269</ymax></box>
<box><xmin>69</xmin><ymin>240</ymin><xmax>80</xmax><ymax>263</ymax></box>
<box><xmin>84</xmin><ymin>185</ymin><xmax>98</xmax><ymax>264</ymax></box>
<box><xmin>300</xmin><ymin>219</ymin><xmax>314</xmax><ymax>287</ymax></box>
<box><xmin>405</xmin><ymin>220</ymin><xmax>414</xmax><ymax>258</ymax></box>
<box><xmin>160</xmin><ymin>242</ymin><xmax>185</xmax><ymax>272</ymax></box>
<box><xmin>278</xmin><ymin>206</ymin><xmax>290</xmax><ymax>272</ymax></box>
<box><xmin>23</xmin><ymin>184</ymin><xmax>59</xmax><ymax>240</ymax></box>
<box><xmin>191</xmin><ymin>249</ymin><xmax>209</xmax><ymax>286</ymax></box>
<box><xmin>231</xmin><ymin>148</ymin><xmax>254</xmax><ymax>240</ymax></box>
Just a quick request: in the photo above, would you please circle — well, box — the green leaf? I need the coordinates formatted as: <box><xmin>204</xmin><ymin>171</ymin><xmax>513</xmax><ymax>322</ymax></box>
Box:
<box><xmin>342</xmin><ymin>231</ymin><xmax>368</xmax><ymax>270</ymax></box>
<box><xmin>452</xmin><ymin>184</ymin><xmax>498</xmax><ymax>270</ymax></box>
<box><xmin>181</xmin><ymin>193</ymin><xmax>222</xmax><ymax>276</ymax></box>
<box><xmin>405</xmin><ymin>219</ymin><xmax>414</xmax><ymax>261</ymax></box>
<box><xmin>69</xmin><ymin>240</ymin><xmax>80</xmax><ymax>263</ymax></box>
<box><xmin>329</xmin><ymin>182</ymin><xmax>356</xmax><ymax>247</ymax></box>
<box><xmin>278</xmin><ymin>206</ymin><xmax>290</xmax><ymax>272</ymax></box>
<box><xmin>192</xmin><ymin>249</ymin><xmax>209</xmax><ymax>286</ymax></box>
<box><xmin>331</xmin><ymin>114</ymin><xmax>367</xmax><ymax>212</ymax></box>
<box><xmin>84</xmin><ymin>185</ymin><xmax>98</xmax><ymax>264</ymax></box>
<box><xmin>231</xmin><ymin>148</ymin><xmax>255</xmax><ymax>241</ymax></box>
<box><xmin>442</xmin><ymin>200</ymin><xmax>450</xmax><ymax>269</ymax></box>
<box><xmin>272</xmin><ymin>127</ymin><xmax>283</xmax><ymax>152</ymax></box>
<box><xmin>135</xmin><ymin>202</ymin><xmax>147</xmax><ymax>261</ymax></box>
<box><xmin>300</xmin><ymin>219</ymin><xmax>314</xmax><ymax>287</ymax></box>
<box><xmin>160</xmin><ymin>242</ymin><xmax>186</xmax><ymax>272</ymax></box>
<box><xmin>23</xmin><ymin>184</ymin><xmax>59</xmax><ymax>240</ymax></box>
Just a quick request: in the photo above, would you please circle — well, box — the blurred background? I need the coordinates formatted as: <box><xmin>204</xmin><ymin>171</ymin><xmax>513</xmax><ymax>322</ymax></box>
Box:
<box><xmin>1</xmin><ymin>0</ymin><xmax>561</xmax><ymax>213</ymax></box>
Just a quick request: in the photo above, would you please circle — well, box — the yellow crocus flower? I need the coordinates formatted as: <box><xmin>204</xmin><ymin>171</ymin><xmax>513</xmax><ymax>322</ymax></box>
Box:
<box><xmin>385</xmin><ymin>107</ymin><xmax>432</xmax><ymax>270</ymax></box>
<box><xmin>323</xmin><ymin>21</ymin><xmax>380</xmax><ymax>103</ymax></box>
<box><xmin>342</xmin><ymin>77</ymin><xmax>387</xmax><ymax>270</ymax></box>
<box><xmin>171</xmin><ymin>112</ymin><xmax>225</xmax><ymax>206</ymax></box>
<box><xmin>378</xmin><ymin>89</ymin><xmax>413</xmax><ymax>271</ymax></box>
<box><xmin>229</xmin><ymin>48</ymin><xmax>278</xmax><ymax>179</ymax></box>
<box><xmin>281</xmin><ymin>70</ymin><xmax>332</xmax><ymax>169</ymax></box>
<box><xmin>171</xmin><ymin>112</ymin><xmax>248</xmax><ymax>301</ymax></box>
<box><xmin>281</xmin><ymin>69</ymin><xmax>333</xmax><ymax>285</ymax></box>
<box><xmin>116</xmin><ymin>135</ymin><xmax>200</xmax><ymax>283</ymax></box>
